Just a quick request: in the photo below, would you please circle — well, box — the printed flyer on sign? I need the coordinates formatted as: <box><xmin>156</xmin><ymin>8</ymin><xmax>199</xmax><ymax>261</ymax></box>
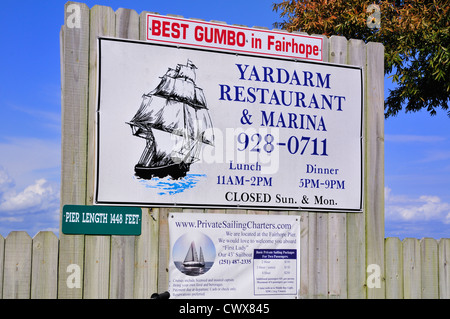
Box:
<box><xmin>168</xmin><ymin>213</ymin><xmax>300</xmax><ymax>299</ymax></box>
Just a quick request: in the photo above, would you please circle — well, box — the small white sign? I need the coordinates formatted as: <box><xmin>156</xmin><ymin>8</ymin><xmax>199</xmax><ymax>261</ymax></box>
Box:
<box><xmin>146</xmin><ymin>14</ymin><xmax>323</xmax><ymax>61</ymax></box>
<box><xmin>168</xmin><ymin>213</ymin><xmax>301</xmax><ymax>299</ymax></box>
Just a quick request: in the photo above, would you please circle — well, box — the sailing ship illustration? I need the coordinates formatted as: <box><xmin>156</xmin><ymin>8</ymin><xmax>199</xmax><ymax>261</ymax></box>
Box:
<box><xmin>127</xmin><ymin>59</ymin><xmax>214</xmax><ymax>180</ymax></box>
<box><xmin>183</xmin><ymin>241</ymin><xmax>205</xmax><ymax>268</ymax></box>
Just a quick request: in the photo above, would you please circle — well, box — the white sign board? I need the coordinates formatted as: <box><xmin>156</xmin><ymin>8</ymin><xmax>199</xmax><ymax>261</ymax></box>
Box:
<box><xmin>95</xmin><ymin>37</ymin><xmax>363</xmax><ymax>212</ymax></box>
<box><xmin>146</xmin><ymin>14</ymin><xmax>323</xmax><ymax>61</ymax></box>
<box><xmin>168</xmin><ymin>213</ymin><xmax>300</xmax><ymax>299</ymax></box>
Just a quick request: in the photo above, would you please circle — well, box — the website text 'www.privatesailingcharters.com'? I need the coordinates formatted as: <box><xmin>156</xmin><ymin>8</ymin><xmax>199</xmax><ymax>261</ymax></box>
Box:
<box><xmin>173</xmin><ymin>219</ymin><xmax>292</xmax><ymax>232</ymax></box>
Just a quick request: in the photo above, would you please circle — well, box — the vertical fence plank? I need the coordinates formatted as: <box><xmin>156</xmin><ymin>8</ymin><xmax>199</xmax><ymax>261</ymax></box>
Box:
<box><xmin>0</xmin><ymin>235</ymin><xmax>4</xmax><ymax>299</ymax></box>
<box><xmin>58</xmin><ymin>234</ymin><xmax>85</xmax><ymax>298</ymax></box>
<box><xmin>298</xmin><ymin>212</ymin><xmax>309</xmax><ymax>298</ymax></box>
<box><xmin>346</xmin><ymin>38</ymin><xmax>367</xmax><ymax>299</ymax></box>
<box><xmin>132</xmin><ymin>11</ymin><xmax>161</xmax><ymax>299</ymax></box>
<box><xmin>3</xmin><ymin>232</ymin><xmax>32</xmax><ymax>299</ymax></box>
<box><xmin>86</xmin><ymin>6</ymin><xmax>115</xmax><ymax>204</ymax></box>
<box><xmin>83</xmin><ymin>235</ymin><xmax>110</xmax><ymax>298</ymax></box>
<box><xmin>83</xmin><ymin>4</ymin><xmax>116</xmax><ymax>299</ymax></box>
<box><xmin>385</xmin><ymin>237</ymin><xmax>403</xmax><ymax>299</ymax></box>
<box><xmin>58</xmin><ymin>1</ymin><xmax>90</xmax><ymax>299</ymax></box>
<box><xmin>438</xmin><ymin>238</ymin><xmax>450</xmax><ymax>299</ymax></box>
<box><xmin>108</xmin><ymin>7</ymin><xmax>140</xmax><ymax>300</ymax></box>
<box><xmin>308</xmin><ymin>213</ymin><xmax>328</xmax><ymax>298</ymax></box>
<box><xmin>116</xmin><ymin>7</ymin><xmax>139</xmax><ymax>39</ymax></box>
<box><xmin>327</xmin><ymin>214</ymin><xmax>347</xmax><ymax>298</ymax></box>
<box><xmin>303</xmin><ymin>34</ymin><xmax>329</xmax><ymax>299</ymax></box>
<box><xmin>31</xmin><ymin>232</ymin><xmax>59</xmax><ymax>299</ymax></box>
<box><xmin>110</xmin><ymin>236</ymin><xmax>135</xmax><ymax>298</ymax></box>
<box><xmin>403</xmin><ymin>238</ymin><xmax>421</xmax><ymax>298</ymax></box>
<box><xmin>134</xmin><ymin>208</ymin><xmax>159</xmax><ymax>298</ymax></box>
<box><xmin>421</xmin><ymin>238</ymin><xmax>439</xmax><ymax>298</ymax></box>
<box><xmin>365</xmin><ymin>41</ymin><xmax>385</xmax><ymax>299</ymax></box>
<box><xmin>326</xmin><ymin>35</ymin><xmax>348</xmax><ymax>299</ymax></box>
<box><xmin>60</xmin><ymin>1</ymin><xmax>90</xmax><ymax>215</ymax></box>
<box><xmin>158</xmin><ymin>208</ymin><xmax>175</xmax><ymax>294</ymax></box>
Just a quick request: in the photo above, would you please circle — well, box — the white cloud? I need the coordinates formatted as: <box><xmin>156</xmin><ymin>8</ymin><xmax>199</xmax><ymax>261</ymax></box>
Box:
<box><xmin>385</xmin><ymin>134</ymin><xmax>446</xmax><ymax>143</ymax></box>
<box><xmin>0</xmin><ymin>171</ymin><xmax>60</xmax><ymax>236</ymax></box>
<box><xmin>0</xmin><ymin>137</ymin><xmax>60</xmax><ymax>189</ymax></box>
<box><xmin>0</xmin><ymin>178</ymin><xmax>59</xmax><ymax>213</ymax></box>
<box><xmin>385</xmin><ymin>186</ymin><xmax>450</xmax><ymax>224</ymax></box>
<box><xmin>446</xmin><ymin>213</ymin><xmax>450</xmax><ymax>225</ymax></box>
<box><xmin>0</xmin><ymin>216</ymin><xmax>23</xmax><ymax>222</ymax></box>
<box><xmin>10</xmin><ymin>103</ymin><xmax>60</xmax><ymax>132</ymax></box>
<box><xmin>0</xmin><ymin>137</ymin><xmax>61</xmax><ymax>236</ymax></box>
<box><xmin>0</xmin><ymin>165</ymin><xmax>14</xmax><ymax>193</ymax></box>
<box><xmin>418</xmin><ymin>150</ymin><xmax>450</xmax><ymax>163</ymax></box>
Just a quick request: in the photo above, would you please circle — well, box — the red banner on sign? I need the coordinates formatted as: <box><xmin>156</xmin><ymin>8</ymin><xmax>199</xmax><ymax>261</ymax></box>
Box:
<box><xmin>146</xmin><ymin>14</ymin><xmax>323</xmax><ymax>61</ymax></box>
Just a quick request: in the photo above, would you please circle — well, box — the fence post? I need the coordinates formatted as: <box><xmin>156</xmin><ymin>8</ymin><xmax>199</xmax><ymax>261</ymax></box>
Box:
<box><xmin>303</xmin><ymin>34</ymin><xmax>329</xmax><ymax>299</ymax></box>
<box><xmin>365</xmin><ymin>41</ymin><xmax>385</xmax><ymax>299</ymax></box>
<box><xmin>347</xmin><ymin>38</ymin><xmax>367</xmax><ymax>299</ymax></box>
<box><xmin>58</xmin><ymin>1</ymin><xmax>90</xmax><ymax>299</ymax></box>
<box><xmin>108</xmin><ymin>8</ymin><xmax>140</xmax><ymax>299</ymax></box>
<box><xmin>82</xmin><ymin>4</ymin><xmax>116</xmax><ymax>299</ymax></box>
<box><xmin>327</xmin><ymin>35</ymin><xmax>348</xmax><ymax>299</ymax></box>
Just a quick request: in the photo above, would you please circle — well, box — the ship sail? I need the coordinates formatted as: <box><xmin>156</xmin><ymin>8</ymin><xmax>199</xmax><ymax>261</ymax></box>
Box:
<box><xmin>127</xmin><ymin>59</ymin><xmax>214</xmax><ymax>179</ymax></box>
<box><xmin>183</xmin><ymin>241</ymin><xmax>205</xmax><ymax>268</ymax></box>
<box><xmin>199</xmin><ymin>246</ymin><xmax>204</xmax><ymax>264</ymax></box>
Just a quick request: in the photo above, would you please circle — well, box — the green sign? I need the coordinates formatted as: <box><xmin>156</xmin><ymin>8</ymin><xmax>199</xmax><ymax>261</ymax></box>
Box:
<box><xmin>62</xmin><ymin>205</ymin><xmax>142</xmax><ymax>235</ymax></box>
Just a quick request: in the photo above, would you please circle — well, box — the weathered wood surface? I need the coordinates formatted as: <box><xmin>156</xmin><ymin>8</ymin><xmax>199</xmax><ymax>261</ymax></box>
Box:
<box><xmin>82</xmin><ymin>5</ymin><xmax>116</xmax><ymax>299</ymax></box>
<box><xmin>403</xmin><ymin>238</ymin><xmax>422</xmax><ymax>298</ymax></box>
<box><xmin>59</xmin><ymin>1</ymin><xmax>386</xmax><ymax>300</ymax></box>
<box><xmin>365</xmin><ymin>41</ymin><xmax>385</xmax><ymax>299</ymax></box>
<box><xmin>439</xmin><ymin>238</ymin><xmax>450</xmax><ymax>299</ymax></box>
<box><xmin>327</xmin><ymin>36</ymin><xmax>348</xmax><ymax>299</ymax></box>
<box><xmin>304</xmin><ymin>33</ymin><xmax>329</xmax><ymax>299</ymax></box>
<box><xmin>346</xmin><ymin>38</ymin><xmax>367</xmax><ymax>299</ymax></box>
<box><xmin>2</xmin><ymin>1</ymin><xmax>446</xmax><ymax>300</ymax></box>
<box><xmin>1</xmin><ymin>232</ymin><xmax>448</xmax><ymax>299</ymax></box>
<box><xmin>58</xmin><ymin>1</ymin><xmax>90</xmax><ymax>299</ymax></box>
<box><xmin>421</xmin><ymin>238</ymin><xmax>439</xmax><ymax>298</ymax></box>
<box><xmin>2</xmin><ymin>232</ymin><xmax>32</xmax><ymax>299</ymax></box>
<box><xmin>0</xmin><ymin>235</ymin><xmax>4</xmax><ymax>299</ymax></box>
<box><xmin>385</xmin><ymin>237</ymin><xmax>403</xmax><ymax>299</ymax></box>
<box><xmin>109</xmin><ymin>8</ymin><xmax>140</xmax><ymax>300</ymax></box>
<box><xmin>31</xmin><ymin>231</ymin><xmax>59</xmax><ymax>299</ymax></box>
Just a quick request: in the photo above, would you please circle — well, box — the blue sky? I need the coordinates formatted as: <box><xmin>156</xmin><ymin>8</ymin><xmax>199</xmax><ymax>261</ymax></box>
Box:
<box><xmin>0</xmin><ymin>0</ymin><xmax>448</xmax><ymax>239</ymax></box>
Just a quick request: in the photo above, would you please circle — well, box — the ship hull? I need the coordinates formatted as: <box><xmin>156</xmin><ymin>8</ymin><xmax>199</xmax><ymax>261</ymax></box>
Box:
<box><xmin>134</xmin><ymin>162</ymin><xmax>190</xmax><ymax>180</ymax></box>
<box><xmin>183</xmin><ymin>261</ymin><xmax>205</xmax><ymax>268</ymax></box>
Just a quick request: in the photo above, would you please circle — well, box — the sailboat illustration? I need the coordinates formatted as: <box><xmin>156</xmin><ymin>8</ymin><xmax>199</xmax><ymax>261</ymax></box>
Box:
<box><xmin>127</xmin><ymin>59</ymin><xmax>214</xmax><ymax>180</ymax></box>
<box><xmin>183</xmin><ymin>241</ymin><xmax>205</xmax><ymax>268</ymax></box>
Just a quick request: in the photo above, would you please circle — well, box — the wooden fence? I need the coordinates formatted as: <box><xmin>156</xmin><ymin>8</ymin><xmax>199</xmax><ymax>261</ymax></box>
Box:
<box><xmin>0</xmin><ymin>231</ymin><xmax>448</xmax><ymax>298</ymax></box>
<box><xmin>1</xmin><ymin>2</ymin><xmax>447</xmax><ymax>299</ymax></box>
